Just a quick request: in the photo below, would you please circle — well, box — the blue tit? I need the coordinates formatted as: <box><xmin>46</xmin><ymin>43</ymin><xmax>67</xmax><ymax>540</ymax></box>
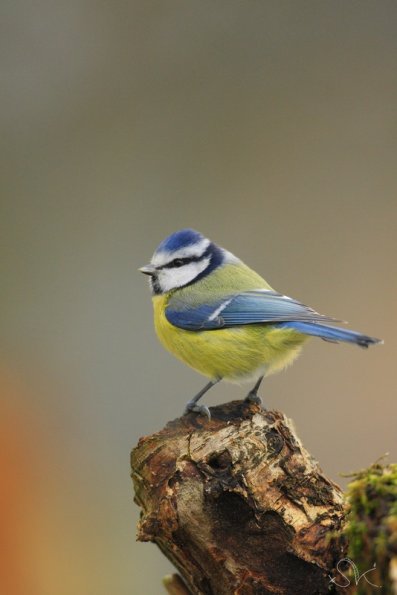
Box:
<box><xmin>139</xmin><ymin>229</ymin><xmax>382</xmax><ymax>418</ymax></box>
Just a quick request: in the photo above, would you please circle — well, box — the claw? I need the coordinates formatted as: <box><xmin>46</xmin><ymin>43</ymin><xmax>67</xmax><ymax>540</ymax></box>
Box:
<box><xmin>184</xmin><ymin>402</ymin><xmax>211</xmax><ymax>420</ymax></box>
<box><xmin>244</xmin><ymin>392</ymin><xmax>263</xmax><ymax>406</ymax></box>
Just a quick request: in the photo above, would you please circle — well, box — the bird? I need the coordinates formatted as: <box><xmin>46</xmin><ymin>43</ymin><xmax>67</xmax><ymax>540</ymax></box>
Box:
<box><xmin>139</xmin><ymin>228</ymin><xmax>382</xmax><ymax>418</ymax></box>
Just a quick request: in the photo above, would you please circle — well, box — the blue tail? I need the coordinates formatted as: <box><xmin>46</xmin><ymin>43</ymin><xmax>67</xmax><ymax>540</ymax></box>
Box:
<box><xmin>278</xmin><ymin>321</ymin><xmax>382</xmax><ymax>348</ymax></box>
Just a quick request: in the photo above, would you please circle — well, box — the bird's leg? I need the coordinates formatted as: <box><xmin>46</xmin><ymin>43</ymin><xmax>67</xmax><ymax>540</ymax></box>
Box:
<box><xmin>184</xmin><ymin>379</ymin><xmax>221</xmax><ymax>420</ymax></box>
<box><xmin>244</xmin><ymin>375</ymin><xmax>264</xmax><ymax>406</ymax></box>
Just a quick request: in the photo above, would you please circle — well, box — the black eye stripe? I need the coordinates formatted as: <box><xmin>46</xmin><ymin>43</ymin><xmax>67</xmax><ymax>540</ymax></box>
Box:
<box><xmin>169</xmin><ymin>257</ymin><xmax>190</xmax><ymax>268</ymax></box>
<box><xmin>159</xmin><ymin>255</ymin><xmax>204</xmax><ymax>269</ymax></box>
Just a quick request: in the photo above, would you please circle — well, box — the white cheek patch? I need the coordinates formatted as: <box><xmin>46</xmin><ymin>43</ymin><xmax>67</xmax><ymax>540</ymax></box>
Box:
<box><xmin>152</xmin><ymin>238</ymin><xmax>210</xmax><ymax>267</ymax></box>
<box><xmin>158</xmin><ymin>257</ymin><xmax>211</xmax><ymax>292</ymax></box>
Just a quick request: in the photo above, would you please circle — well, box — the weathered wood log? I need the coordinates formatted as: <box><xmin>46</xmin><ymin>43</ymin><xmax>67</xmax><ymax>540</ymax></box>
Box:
<box><xmin>131</xmin><ymin>400</ymin><xmax>348</xmax><ymax>594</ymax></box>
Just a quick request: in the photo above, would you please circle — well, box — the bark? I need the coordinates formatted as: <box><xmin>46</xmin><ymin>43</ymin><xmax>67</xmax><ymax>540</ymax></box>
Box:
<box><xmin>131</xmin><ymin>400</ymin><xmax>348</xmax><ymax>594</ymax></box>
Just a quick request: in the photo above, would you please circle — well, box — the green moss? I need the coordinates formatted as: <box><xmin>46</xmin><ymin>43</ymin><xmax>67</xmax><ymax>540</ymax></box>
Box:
<box><xmin>342</xmin><ymin>461</ymin><xmax>397</xmax><ymax>594</ymax></box>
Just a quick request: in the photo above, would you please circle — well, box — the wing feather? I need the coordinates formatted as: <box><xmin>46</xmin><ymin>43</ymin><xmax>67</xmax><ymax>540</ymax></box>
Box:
<box><xmin>165</xmin><ymin>290</ymin><xmax>337</xmax><ymax>331</ymax></box>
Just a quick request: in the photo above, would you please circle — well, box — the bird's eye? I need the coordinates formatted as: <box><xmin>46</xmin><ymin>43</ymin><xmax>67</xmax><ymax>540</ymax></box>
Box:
<box><xmin>173</xmin><ymin>258</ymin><xmax>185</xmax><ymax>267</ymax></box>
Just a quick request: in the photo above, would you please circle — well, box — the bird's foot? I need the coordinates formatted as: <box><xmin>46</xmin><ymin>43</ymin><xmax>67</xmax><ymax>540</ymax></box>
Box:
<box><xmin>244</xmin><ymin>392</ymin><xmax>263</xmax><ymax>407</ymax></box>
<box><xmin>184</xmin><ymin>401</ymin><xmax>211</xmax><ymax>420</ymax></box>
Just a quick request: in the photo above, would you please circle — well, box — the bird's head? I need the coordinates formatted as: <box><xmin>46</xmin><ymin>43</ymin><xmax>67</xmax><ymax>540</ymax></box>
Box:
<box><xmin>139</xmin><ymin>229</ymin><xmax>229</xmax><ymax>294</ymax></box>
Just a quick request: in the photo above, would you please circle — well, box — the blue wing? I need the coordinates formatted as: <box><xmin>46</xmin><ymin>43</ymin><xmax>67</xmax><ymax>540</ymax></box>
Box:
<box><xmin>165</xmin><ymin>290</ymin><xmax>337</xmax><ymax>331</ymax></box>
<box><xmin>277</xmin><ymin>321</ymin><xmax>382</xmax><ymax>348</ymax></box>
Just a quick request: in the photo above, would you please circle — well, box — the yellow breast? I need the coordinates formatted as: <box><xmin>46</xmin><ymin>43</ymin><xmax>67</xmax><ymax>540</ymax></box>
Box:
<box><xmin>152</xmin><ymin>294</ymin><xmax>308</xmax><ymax>382</ymax></box>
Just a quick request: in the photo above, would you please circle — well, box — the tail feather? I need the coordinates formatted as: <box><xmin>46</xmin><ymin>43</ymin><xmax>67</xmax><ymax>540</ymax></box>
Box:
<box><xmin>278</xmin><ymin>321</ymin><xmax>383</xmax><ymax>349</ymax></box>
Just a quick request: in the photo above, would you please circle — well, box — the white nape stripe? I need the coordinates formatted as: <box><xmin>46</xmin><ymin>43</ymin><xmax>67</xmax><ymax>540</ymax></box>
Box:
<box><xmin>152</xmin><ymin>238</ymin><xmax>210</xmax><ymax>267</ymax></box>
<box><xmin>207</xmin><ymin>298</ymin><xmax>233</xmax><ymax>321</ymax></box>
<box><xmin>221</xmin><ymin>249</ymin><xmax>240</xmax><ymax>264</ymax></box>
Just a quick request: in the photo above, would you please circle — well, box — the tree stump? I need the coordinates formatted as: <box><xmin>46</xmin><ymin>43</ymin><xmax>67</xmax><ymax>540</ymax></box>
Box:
<box><xmin>131</xmin><ymin>401</ymin><xmax>347</xmax><ymax>594</ymax></box>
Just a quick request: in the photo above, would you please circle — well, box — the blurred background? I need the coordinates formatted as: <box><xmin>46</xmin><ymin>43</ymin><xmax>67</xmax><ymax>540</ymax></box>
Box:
<box><xmin>1</xmin><ymin>2</ymin><xmax>396</xmax><ymax>593</ymax></box>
